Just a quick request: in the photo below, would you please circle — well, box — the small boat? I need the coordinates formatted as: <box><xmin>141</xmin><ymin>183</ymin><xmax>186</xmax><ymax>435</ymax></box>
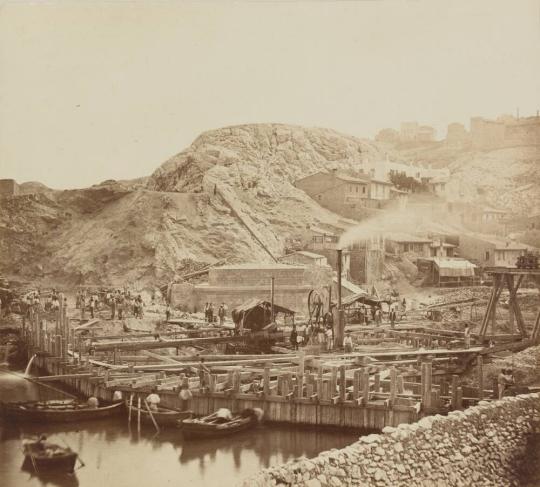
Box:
<box><xmin>126</xmin><ymin>401</ymin><xmax>192</xmax><ymax>426</ymax></box>
<box><xmin>181</xmin><ymin>407</ymin><xmax>263</xmax><ymax>439</ymax></box>
<box><xmin>1</xmin><ymin>399</ymin><xmax>124</xmax><ymax>423</ymax></box>
<box><xmin>22</xmin><ymin>438</ymin><xmax>79</xmax><ymax>473</ymax></box>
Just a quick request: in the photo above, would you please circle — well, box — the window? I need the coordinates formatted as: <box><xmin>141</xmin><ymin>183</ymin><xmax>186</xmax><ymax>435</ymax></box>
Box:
<box><xmin>355</xmin><ymin>186</ymin><xmax>358</xmax><ymax>193</ymax></box>
<box><xmin>485</xmin><ymin>251</ymin><xmax>490</xmax><ymax>261</ymax></box>
<box><xmin>362</xmin><ymin>186</ymin><xmax>366</xmax><ymax>194</ymax></box>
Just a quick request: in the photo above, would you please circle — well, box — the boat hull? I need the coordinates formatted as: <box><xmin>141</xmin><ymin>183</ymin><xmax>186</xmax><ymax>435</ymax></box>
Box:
<box><xmin>181</xmin><ymin>416</ymin><xmax>257</xmax><ymax>439</ymax></box>
<box><xmin>22</xmin><ymin>445</ymin><xmax>78</xmax><ymax>473</ymax></box>
<box><xmin>1</xmin><ymin>401</ymin><xmax>124</xmax><ymax>423</ymax></box>
<box><xmin>126</xmin><ymin>404</ymin><xmax>192</xmax><ymax>426</ymax></box>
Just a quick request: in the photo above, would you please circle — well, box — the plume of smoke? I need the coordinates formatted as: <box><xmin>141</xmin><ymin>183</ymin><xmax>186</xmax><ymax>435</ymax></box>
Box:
<box><xmin>338</xmin><ymin>205</ymin><xmax>459</xmax><ymax>249</ymax></box>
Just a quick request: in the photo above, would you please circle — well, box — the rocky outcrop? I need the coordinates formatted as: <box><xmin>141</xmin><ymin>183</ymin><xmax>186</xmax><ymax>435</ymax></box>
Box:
<box><xmin>240</xmin><ymin>393</ymin><xmax>540</xmax><ymax>487</ymax></box>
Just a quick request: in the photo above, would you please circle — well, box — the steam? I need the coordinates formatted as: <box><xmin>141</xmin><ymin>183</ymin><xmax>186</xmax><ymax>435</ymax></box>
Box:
<box><xmin>338</xmin><ymin>205</ymin><xmax>460</xmax><ymax>249</ymax></box>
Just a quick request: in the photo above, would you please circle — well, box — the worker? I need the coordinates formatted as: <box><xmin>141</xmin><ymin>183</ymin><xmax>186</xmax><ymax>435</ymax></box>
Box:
<box><xmin>375</xmin><ymin>307</ymin><xmax>382</xmax><ymax>325</ymax></box>
<box><xmin>89</xmin><ymin>297</ymin><xmax>95</xmax><ymax>319</ymax></box>
<box><xmin>87</xmin><ymin>396</ymin><xmax>99</xmax><ymax>409</ymax></box>
<box><xmin>343</xmin><ymin>332</ymin><xmax>354</xmax><ymax>353</ymax></box>
<box><xmin>325</xmin><ymin>326</ymin><xmax>334</xmax><ymax>351</ymax></box>
<box><xmin>112</xmin><ymin>390</ymin><xmax>123</xmax><ymax>402</ymax></box>
<box><xmin>178</xmin><ymin>384</ymin><xmax>193</xmax><ymax>411</ymax></box>
<box><xmin>208</xmin><ymin>303</ymin><xmax>214</xmax><ymax>323</ymax></box>
<box><xmin>296</xmin><ymin>331</ymin><xmax>304</xmax><ymax>348</ymax></box>
<box><xmin>290</xmin><ymin>325</ymin><xmax>298</xmax><ymax>350</ymax></box>
<box><xmin>117</xmin><ymin>293</ymin><xmax>124</xmax><ymax>320</ymax></box>
<box><xmin>165</xmin><ymin>304</ymin><xmax>171</xmax><ymax>322</ymax></box>
<box><xmin>110</xmin><ymin>295</ymin><xmax>116</xmax><ymax>320</ymax></box>
<box><xmin>198</xmin><ymin>358</ymin><xmax>210</xmax><ymax>389</ymax></box>
<box><xmin>463</xmin><ymin>324</ymin><xmax>471</xmax><ymax>349</ymax></box>
<box><xmin>215</xmin><ymin>407</ymin><xmax>233</xmax><ymax>423</ymax></box>
<box><xmin>34</xmin><ymin>434</ymin><xmax>48</xmax><ymax>451</ymax></box>
<box><xmin>146</xmin><ymin>389</ymin><xmax>161</xmax><ymax>411</ymax></box>
<box><xmin>497</xmin><ymin>368</ymin><xmax>511</xmax><ymax>399</ymax></box>
<box><xmin>218</xmin><ymin>303</ymin><xmax>226</xmax><ymax>326</ymax></box>
<box><xmin>389</xmin><ymin>308</ymin><xmax>396</xmax><ymax>329</ymax></box>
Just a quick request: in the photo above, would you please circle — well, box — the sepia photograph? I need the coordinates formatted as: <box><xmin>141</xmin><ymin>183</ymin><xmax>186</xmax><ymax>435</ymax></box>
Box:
<box><xmin>0</xmin><ymin>1</ymin><xmax>539</xmax><ymax>486</ymax></box>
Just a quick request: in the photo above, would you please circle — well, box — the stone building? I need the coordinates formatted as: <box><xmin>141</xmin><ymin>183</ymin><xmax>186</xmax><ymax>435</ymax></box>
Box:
<box><xmin>470</xmin><ymin>114</ymin><xmax>540</xmax><ymax>150</ymax></box>
<box><xmin>295</xmin><ymin>170</ymin><xmax>397</xmax><ymax>220</ymax></box>
<box><xmin>459</xmin><ymin>234</ymin><xmax>534</xmax><ymax>267</ymax></box>
<box><xmin>385</xmin><ymin>233</ymin><xmax>432</xmax><ymax>258</ymax></box>
<box><xmin>0</xmin><ymin>179</ymin><xmax>20</xmax><ymax>197</ymax></box>
<box><xmin>169</xmin><ymin>263</ymin><xmax>332</xmax><ymax>314</ymax></box>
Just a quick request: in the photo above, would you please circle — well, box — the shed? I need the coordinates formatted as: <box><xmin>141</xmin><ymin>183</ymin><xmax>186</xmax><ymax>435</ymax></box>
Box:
<box><xmin>231</xmin><ymin>299</ymin><xmax>296</xmax><ymax>332</ymax></box>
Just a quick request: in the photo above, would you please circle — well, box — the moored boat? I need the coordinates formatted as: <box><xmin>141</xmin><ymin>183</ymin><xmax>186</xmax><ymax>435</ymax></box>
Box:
<box><xmin>1</xmin><ymin>399</ymin><xmax>124</xmax><ymax>422</ymax></box>
<box><xmin>125</xmin><ymin>401</ymin><xmax>192</xmax><ymax>426</ymax></box>
<box><xmin>22</xmin><ymin>438</ymin><xmax>79</xmax><ymax>473</ymax></box>
<box><xmin>181</xmin><ymin>407</ymin><xmax>263</xmax><ymax>439</ymax></box>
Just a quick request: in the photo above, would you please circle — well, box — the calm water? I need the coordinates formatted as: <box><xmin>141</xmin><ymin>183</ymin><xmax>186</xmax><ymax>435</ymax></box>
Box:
<box><xmin>0</xmin><ymin>369</ymin><xmax>358</xmax><ymax>487</ymax></box>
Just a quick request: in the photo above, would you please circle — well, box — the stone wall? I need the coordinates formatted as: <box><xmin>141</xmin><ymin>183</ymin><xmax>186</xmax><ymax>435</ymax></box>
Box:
<box><xmin>240</xmin><ymin>393</ymin><xmax>540</xmax><ymax>487</ymax></box>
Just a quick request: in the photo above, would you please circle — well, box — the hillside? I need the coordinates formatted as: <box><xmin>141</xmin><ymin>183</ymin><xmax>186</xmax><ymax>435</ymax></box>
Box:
<box><xmin>390</xmin><ymin>143</ymin><xmax>540</xmax><ymax>213</ymax></box>
<box><xmin>0</xmin><ymin>124</ymin><xmax>384</xmax><ymax>286</ymax></box>
<box><xmin>1</xmin><ymin>123</ymin><xmax>538</xmax><ymax>289</ymax></box>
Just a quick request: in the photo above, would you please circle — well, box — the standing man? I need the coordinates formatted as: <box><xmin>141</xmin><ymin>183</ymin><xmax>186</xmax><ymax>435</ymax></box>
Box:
<box><xmin>218</xmin><ymin>303</ymin><xmax>226</xmax><ymax>326</ymax></box>
<box><xmin>463</xmin><ymin>324</ymin><xmax>471</xmax><ymax>349</ymax></box>
<box><xmin>110</xmin><ymin>294</ymin><xmax>116</xmax><ymax>320</ymax></box>
<box><xmin>325</xmin><ymin>326</ymin><xmax>334</xmax><ymax>351</ymax></box>
<box><xmin>343</xmin><ymin>332</ymin><xmax>353</xmax><ymax>353</ymax></box>
<box><xmin>89</xmin><ymin>296</ymin><xmax>95</xmax><ymax>319</ymax></box>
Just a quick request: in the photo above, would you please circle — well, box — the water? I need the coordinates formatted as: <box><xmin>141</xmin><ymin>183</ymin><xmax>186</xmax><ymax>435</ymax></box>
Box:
<box><xmin>0</xmin><ymin>369</ymin><xmax>359</xmax><ymax>487</ymax></box>
<box><xmin>24</xmin><ymin>354</ymin><xmax>37</xmax><ymax>377</ymax></box>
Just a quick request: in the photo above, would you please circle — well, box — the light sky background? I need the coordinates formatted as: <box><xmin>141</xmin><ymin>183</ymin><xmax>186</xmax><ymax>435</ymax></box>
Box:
<box><xmin>1</xmin><ymin>0</ymin><xmax>539</xmax><ymax>189</ymax></box>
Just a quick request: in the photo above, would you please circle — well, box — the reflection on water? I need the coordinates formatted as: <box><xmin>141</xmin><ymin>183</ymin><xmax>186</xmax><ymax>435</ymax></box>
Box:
<box><xmin>0</xmin><ymin>369</ymin><xmax>358</xmax><ymax>487</ymax></box>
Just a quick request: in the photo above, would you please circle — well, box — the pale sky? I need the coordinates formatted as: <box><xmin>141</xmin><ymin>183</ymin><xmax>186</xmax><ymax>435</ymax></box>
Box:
<box><xmin>1</xmin><ymin>0</ymin><xmax>539</xmax><ymax>189</ymax></box>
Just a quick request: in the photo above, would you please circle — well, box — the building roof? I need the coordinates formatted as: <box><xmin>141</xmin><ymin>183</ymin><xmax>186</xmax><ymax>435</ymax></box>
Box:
<box><xmin>370</xmin><ymin>178</ymin><xmax>393</xmax><ymax>186</ymax></box>
<box><xmin>232</xmin><ymin>298</ymin><xmax>295</xmax><ymax>316</ymax></box>
<box><xmin>386</xmin><ymin>232</ymin><xmax>432</xmax><ymax>243</ymax></box>
<box><xmin>467</xmin><ymin>233</ymin><xmax>536</xmax><ymax>251</ymax></box>
<box><xmin>283</xmin><ymin>250</ymin><xmax>325</xmax><ymax>260</ymax></box>
<box><xmin>310</xmin><ymin>226</ymin><xmax>339</xmax><ymax>237</ymax></box>
<box><xmin>482</xmin><ymin>207</ymin><xmax>508</xmax><ymax>214</ymax></box>
<box><xmin>432</xmin><ymin>258</ymin><xmax>476</xmax><ymax>277</ymax></box>
<box><xmin>335</xmin><ymin>173</ymin><xmax>369</xmax><ymax>184</ymax></box>
<box><xmin>217</xmin><ymin>263</ymin><xmax>304</xmax><ymax>270</ymax></box>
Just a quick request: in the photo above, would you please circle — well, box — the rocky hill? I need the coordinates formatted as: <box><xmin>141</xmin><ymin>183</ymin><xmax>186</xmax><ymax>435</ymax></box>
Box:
<box><xmin>0</xmin><ymin>124</ymin><xmax>384</xmax><ymax>287</ymax></box>
<box><xmin>1</xmin><ymin>123</ymin><xmax>538</xmax><ymax>288</ymax></box>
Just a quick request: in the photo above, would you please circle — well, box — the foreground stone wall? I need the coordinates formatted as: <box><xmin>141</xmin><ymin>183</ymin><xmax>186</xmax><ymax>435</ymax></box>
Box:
<box><xmin>240</xmin><ymin>393</ymin><xmax>540</xmax><ymax>487</ymax></box>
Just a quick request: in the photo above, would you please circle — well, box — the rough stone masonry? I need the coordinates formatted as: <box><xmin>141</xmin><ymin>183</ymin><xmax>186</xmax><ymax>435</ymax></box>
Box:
<box><xmin>240</xmin><ymin>393</ymin><xmax>540</xmax><ymax>487</ymax></box>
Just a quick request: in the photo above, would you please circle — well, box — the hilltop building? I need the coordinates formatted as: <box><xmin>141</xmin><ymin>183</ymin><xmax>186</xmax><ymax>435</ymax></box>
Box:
<box><xmin>0</xmin><ymin>179</ymin><xmax>20</xmax><ymax>197</ymax></box>
<box><xmin>470</xmin><ymin>113</ymin><xmax>540</xmax><ymax>150</ymax></box>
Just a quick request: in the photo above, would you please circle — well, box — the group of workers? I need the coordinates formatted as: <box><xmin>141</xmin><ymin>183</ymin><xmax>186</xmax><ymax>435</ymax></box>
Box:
<box><xmin>204</xmin><ymin>302</ymin><xmax>227</xmax><ymax>325</ymax></box>
<box><xmin>75</xmin><ymin>289</ymin><xmax>146</xmax><ymax>320</ymax></box>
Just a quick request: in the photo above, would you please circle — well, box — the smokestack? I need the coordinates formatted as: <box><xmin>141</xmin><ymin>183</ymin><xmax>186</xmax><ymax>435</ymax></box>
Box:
<box><xmin>336</xmin><ymin>249</ymin><xmax>344</xmax><ymax>347</ymax></box>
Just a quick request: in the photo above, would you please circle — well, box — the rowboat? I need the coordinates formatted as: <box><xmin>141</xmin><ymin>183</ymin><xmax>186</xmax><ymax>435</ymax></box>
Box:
<box><xmin>0</xmin><ymin>399</ymin><xmax>124</xmax><ymax>422</ymax></box>
<box><xmin>22</xmin><ymin>439</ymin><xmax>79</xmax><ymax>473</ymax></box>
<box><xmin>125</xmin><ymin>401</ymin><xmax>192</xmax><ymax>426</ymax></box>
<box><xmin>181</xmin><ymin>407</ymin><xmax>263</xmax><ymax>439</ymax></box>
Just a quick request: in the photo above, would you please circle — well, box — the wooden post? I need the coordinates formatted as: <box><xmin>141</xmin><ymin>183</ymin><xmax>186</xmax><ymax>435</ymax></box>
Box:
<box><xmin>330</xmin><ymin>367</ymin><xmax>337</xmax><ymax>396</ymax></box>
<box><xmin>263</xmin><ymin>365</ymin><xmax>270</xmax><ymax>396</ymax></box>
<box><xmin>362</xmin><ymin>369</ymin><xmax>370</xmax><ymax>404</ymax></box>
<box><xmin>389</xmin><ymin>367</ymin><xmax>397</xmax><ymax>407</ymax></box>
<box><xmin>477</xmin><ymin>355</ymin><xmax>484</xmax><ymax>400</ymax></box>
<box><xmin>137</xmin><ymin>396</ymin><xmax>141</xmax><ymax>433</ymax></box>
<box><xmin>339</xmin><ymin>365</ymin><xmax>346</xmax><ymax>402</ymax></box>
<box><xmin>373</xmin><ymin>373</ymin><xmax>381</xmax><ymax>393</ymax></box>
<box><xmin>353</xmin><ymin>369</ymin><xmax>361</xmax><ymax>399</ymax></box>
<box><xmin>296</xmin><ymin>373</ymin><xmax>304</xmax><ymax>399</ymax></box>
<box><xmin>451</xmin><ymin>374</ymin><xmax>459</xmax><ymax>410</ymax></box>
